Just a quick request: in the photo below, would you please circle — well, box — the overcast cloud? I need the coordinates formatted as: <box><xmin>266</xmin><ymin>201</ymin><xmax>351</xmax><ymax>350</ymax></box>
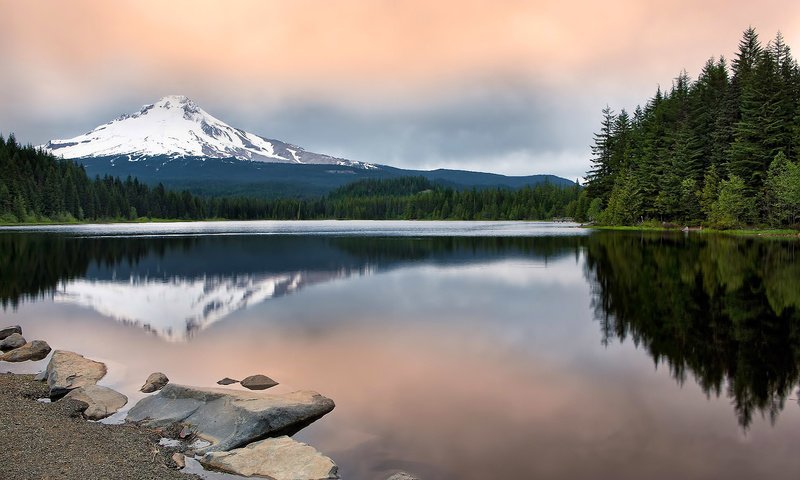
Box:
<box><xmin>1</xmin><ymin>0</ymin><xmax>799</xmax><ymax>179</ymax></box>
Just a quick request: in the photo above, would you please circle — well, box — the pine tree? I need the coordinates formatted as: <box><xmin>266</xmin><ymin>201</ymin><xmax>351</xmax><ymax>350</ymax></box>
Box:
<box><xmin>689</xmin><ymin>57</ymin><xmax>731</xmax><ymax>174</ymax></box>
<box><xmin>586</xmin><ymin>106</ymin><xmax>616</xmax><ymax>205</ymax></box>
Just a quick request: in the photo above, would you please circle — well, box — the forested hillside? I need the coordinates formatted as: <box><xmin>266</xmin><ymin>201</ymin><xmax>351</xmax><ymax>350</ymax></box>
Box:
<box><xmin>0</xmin><ymin>134</ymin><xmax>217</xmax><ymax>222</ymax></box>
<box><xmin>0</xmin><ymin>134</ymin><xmax>582</xmax><ymax>222</ymax></box>
<box><xmin>585</xmin><ymin>28</ymin><xmax>800</xmax><ymax>229</ymax></box>
<box><xmin>312</xmin><ymin>177</ymin><xmax>583</xmax><ymax>220</ymax></box>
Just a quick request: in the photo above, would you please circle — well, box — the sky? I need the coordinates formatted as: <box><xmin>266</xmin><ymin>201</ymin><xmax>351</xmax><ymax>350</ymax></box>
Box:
<box><xmin>1</xmin><ymin>0</ymin><xmax>799</xmax><ymax>180</ymax></box>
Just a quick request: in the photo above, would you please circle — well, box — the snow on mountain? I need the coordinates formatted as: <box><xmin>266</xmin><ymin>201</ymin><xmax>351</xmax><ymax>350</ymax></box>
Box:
<box><xmin>44</xmin><ymin>95</ymin><xmax>373</xmax><ymax>168</ymax></box>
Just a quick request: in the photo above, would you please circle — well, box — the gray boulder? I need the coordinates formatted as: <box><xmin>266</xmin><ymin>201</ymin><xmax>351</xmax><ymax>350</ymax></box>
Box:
<box><xmin>140</xmin><ymin>372</ymin><xmax>169</xmax><ymax>393</ymax></box>
<box><xmin>0</xmin><ymin>340</ymin><xmax>51</xmax><ymax>362</ymax></box>
<box><xmin>63</xmin><ymin>385</ymin><xmax>128</xmax><ymax>420</ymax></box>
<box><xmin>240</xmin><ymin>374</ymin><xmax>278</xmax><ymax>390</ymax></box>
<box><xmin>0</xmin><ymin>333</ymin><xmax>26</xmax><ymax>351</ymax></box>
<box><xmin>216</xmin><ymin>377</ymin><xmax>239</xmax><ymax>385</ymax></box>
<box><xmin>0</xmin><ymin>325</ymin><xmax>22</xmax><ymax>340</ymax></box>
<box><xmin>387</xmin><ymin>473</ymin><xmax>421</xmax><ymax>480</ymax></box>
<box><xmin>127</xmin><ymin>384</ymin><xmax>335</xmax><ymax>453</ymax></box>
<box><xmin>200</xmin><ymin>436</ymin><xmax>338</xmax><ymax>479</ymax></box>
<box><xmin>45</xmin><ymin>350</ymin><xmax>107</xmax><ymax>397</ymax></box>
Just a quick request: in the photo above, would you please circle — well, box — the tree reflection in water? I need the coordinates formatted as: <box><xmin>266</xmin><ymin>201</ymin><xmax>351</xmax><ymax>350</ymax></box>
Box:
<box><xmin>585</xmin><ymin>231</ymin><xmax>800</xmax><ymax>428</ymax></box>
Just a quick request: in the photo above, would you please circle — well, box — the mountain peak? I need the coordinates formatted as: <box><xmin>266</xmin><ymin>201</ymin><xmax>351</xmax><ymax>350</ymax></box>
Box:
<box><xmin>157</xmin><ymin>94</ymin><xmax>191</xmax><ymax>105</ymax></box>
<box><xmin>43</xmin><ymin>96</ymin><xmax>371</xmax><ymax>168</ymax></box>
<box><xmin>152</xmin><ymin>95</ymin><xmax>198</xmax><ymax>113</ymax></box>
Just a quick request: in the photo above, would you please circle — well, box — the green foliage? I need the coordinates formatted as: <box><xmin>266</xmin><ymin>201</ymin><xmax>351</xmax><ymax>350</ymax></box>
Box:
<box><xmin>680</xmin><ymin>178</ymin><xmax>702</xmax><ymax>223</ymax></box>
<box><xmin>312</xmin><ymin>178</ymin><xmax>582</xmax><ymax>221</ymax></box>
<box><xmin>585</xmin><ymin>28</ymin><xmax>800</xmax><ymax>229</ymax></box>
<box><xmin>586</xmin><ymin>198</ymin><xmax>603</xmax><ymax>222</ymax></box>
<box><xmin>599</xmin><ymin>170</ymin><xmax>642</xmax><ymax>225</ymax></box>
<box><xmin>763</xmin><ymin>151</ymin><xmax>800</xmax><ymax>225</ymax></box>
<box><xmin>700</xmin><ymin>164</ymin><xmax>722</xmax><ymax>218</ymax></box>
<box><xmin>328</xmin><ymin>176</ymin><xmax>435</xmax><ymax>198</ymax></box>
<box><xmin>709</xmin><ymin>175</ymin><xmax>755</xmax><ymax>229</ymax></box>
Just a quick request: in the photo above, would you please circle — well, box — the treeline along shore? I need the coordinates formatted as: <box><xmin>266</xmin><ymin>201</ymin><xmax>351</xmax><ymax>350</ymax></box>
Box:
<box><xmin>584</xmin><ymin>28</ymin><xmax>800</xmax><ymax>230</ymax></box>
<box><xmin>0</xmin><ymin>134</ymin><xmax>584</xmax><ymax>223</ymax></box>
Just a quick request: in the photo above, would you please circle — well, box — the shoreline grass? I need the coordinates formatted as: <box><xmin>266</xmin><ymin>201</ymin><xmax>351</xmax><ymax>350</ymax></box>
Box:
<box><xmin>585</xmin><ymin>224</ymin><xmax>799</xmax><ymax>238</ymax></box>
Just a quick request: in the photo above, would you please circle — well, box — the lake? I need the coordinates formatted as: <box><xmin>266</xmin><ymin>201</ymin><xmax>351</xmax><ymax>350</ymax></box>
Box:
<box><xmin>2</xmin><ymin>221</ymin><xmax>800</xmax><ymax>479</ymax></box>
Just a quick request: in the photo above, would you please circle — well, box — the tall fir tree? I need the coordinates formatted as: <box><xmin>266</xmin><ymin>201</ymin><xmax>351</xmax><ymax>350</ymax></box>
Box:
<box><xmin>586</xmin><ymin>105</ymin><xmax>616</xmax><ymax>205</ymax></box>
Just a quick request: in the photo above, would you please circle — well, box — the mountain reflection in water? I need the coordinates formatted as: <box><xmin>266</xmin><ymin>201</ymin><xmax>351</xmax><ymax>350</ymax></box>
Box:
<box><xmin>1</xmin><ymin>234</ymin><xmax>575</xmax><ymax>341</ymax></box>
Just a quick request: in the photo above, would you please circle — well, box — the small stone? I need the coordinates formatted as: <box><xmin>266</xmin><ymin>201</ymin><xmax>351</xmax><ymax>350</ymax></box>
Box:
<box><xmin>172</xmin><ymin>452</ymin><xmax>186</xmax><ymax>469</ymax></box>
<box><xmin>0</xmin><ymin>333</ymin><xmax>26</xmax><ymax>351</ymax></box>
<box><xmin>216</xmin><ymin>377</ymin><xmax>239</xmax><ymax>385</ymax></box>
<box><xmin>240</xmin><ymin>374</ymin><xmax>278</xmax><ymax>390</ymax></box>
<box><xmin>0</xmin><ymin>340</ymin><xmax>51</xmax><ymax>362</ymax></box>
<box><xmin>387</xmin><ymin>473</ymin><xmax>421</xmax><ymax>480</ymax></box>
<box><xmin>63</xmin><ymin>385</ymin><xmax>128</xmax><ymax>420</ymax></box>
<box><xmin>140</xmin><ymin>372</ymin><xmax>169</xmax><ymax>393</ymax></box>
<box><xmin>34</xmin><ymin>370</ymin><xmax>47</xmax><ymax>381</ymax></box>
<box><xmin>0</xmin><ymin>325</ymin><xmax>22</xmax><ymax>341</ymax></box>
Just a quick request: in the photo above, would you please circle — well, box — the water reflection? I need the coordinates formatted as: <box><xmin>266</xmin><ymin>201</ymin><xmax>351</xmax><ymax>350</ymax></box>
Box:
<box><xmin>584</xmin><ymin>232</ymin><xmax>800</xmax><ymax>428</ymax></box>
<box><xmin>3</xmin><ymin>226</ymin><xmax>800</xmax><ymax>479</ymax></box>
<box><xmin>1</xmin><ymin>233</ymin><xmax>580</xmax><ymax>341</ymax></box>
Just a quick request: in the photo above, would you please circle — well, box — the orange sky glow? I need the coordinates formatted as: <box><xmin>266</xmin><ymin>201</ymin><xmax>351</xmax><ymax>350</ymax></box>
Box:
<box><xmin>2</xmin><ymin>0</ymin><xmax>799</xmax><ymax>177</ymax></box>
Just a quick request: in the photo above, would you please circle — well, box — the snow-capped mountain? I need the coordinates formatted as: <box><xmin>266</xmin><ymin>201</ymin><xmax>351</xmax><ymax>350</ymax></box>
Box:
<box><xmin>41</xmin><ymin>94</ymin><xmax>573</xmax><ymax>195</ymax></box>
<box><xmin>44</xmin><ymin>95</ymin><xmax>372</xmax><ymax>168</ymax></box>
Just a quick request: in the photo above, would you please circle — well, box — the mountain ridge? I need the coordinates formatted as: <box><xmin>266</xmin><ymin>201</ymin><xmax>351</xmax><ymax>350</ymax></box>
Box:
<box><xmin>43</xmin><ymin>95</ymin><xmax>575</xmax><ymax>196</ymax></box>
<box><xmin>77</xmin><ymin>154</ymin><xmax>574</xmax><ymax>198</ymax></box>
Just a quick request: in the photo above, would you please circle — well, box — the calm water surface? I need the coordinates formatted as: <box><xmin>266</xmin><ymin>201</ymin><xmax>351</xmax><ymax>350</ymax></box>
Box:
<box><xmin>2</xmin><ymin>221</ymin><xmax>799</xmax><ymax>479</ymax></box>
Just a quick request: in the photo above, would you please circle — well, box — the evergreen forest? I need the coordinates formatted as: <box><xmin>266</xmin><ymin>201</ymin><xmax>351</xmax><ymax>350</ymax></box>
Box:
<box><xmin>585</xmin><ymin>28</ymin><xmax>800</xmax><ymax>229</ymax></box>
<box><xmin>0</xmin><ymin>134</ymin><xmax>581</xmax><ymax>223</ymax></box>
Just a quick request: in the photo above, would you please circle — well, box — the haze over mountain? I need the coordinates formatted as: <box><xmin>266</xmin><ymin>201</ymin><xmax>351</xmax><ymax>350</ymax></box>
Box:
<box><xmin>42</xmin><ymin>95</ymin><xmax>574</xmax><ymax>197</ymax></box>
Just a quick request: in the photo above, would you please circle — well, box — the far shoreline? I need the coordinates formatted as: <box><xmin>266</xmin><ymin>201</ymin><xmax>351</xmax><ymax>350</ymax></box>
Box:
<box><xmin>586</xmin><ymin>224</ymin><xmax>800</xmax><ymax>239</ymax></box>
<box><xmin>0</xmin><ymin>218</ymin><xmax>579</xmax><ymax>227</ymax></box>
<box><xmin>1</xmin><ymin>219</ymin><xmax>797</xmax><ymax>239</ymax></box>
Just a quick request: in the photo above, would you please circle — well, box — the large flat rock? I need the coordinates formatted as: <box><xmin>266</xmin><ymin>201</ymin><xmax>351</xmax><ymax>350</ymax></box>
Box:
<box><xmin>46</xmin><ymin>350</ymin><xmax>107</xmax><ymax>397</ymax></box>
<box><xmin>200</xmin><ymin>436</ymin><xmax>339</xmax><ymax>479</ymax></box>
<box><xmin>126</xmin><ymin>384</ymin><xmax>335</xmax><ymax>453</ymax></box>
<box><xmin>64</xmin><ymin>385</ymin><xmax>128</xmax><ymax>420</ymax></box>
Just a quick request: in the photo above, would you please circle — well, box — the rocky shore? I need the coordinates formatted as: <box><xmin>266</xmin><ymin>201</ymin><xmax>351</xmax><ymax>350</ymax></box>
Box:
<box><xmin>0</xmin><ymin>325</ymin><xmax>421</xmax><ymax>480</ymax></box>
<box><xmin>0</xmin><ymin>373</ymin><xmax>197</xmax><ymax>480</ymax></box>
